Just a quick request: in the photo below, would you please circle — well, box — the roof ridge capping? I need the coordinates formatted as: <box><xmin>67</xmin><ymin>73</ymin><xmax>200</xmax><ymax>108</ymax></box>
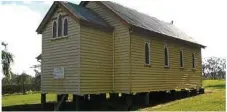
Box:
<box><xmin>80</xmin><ymin>1</ymin><xmax>205</xmax><ymax>48</ymax></box>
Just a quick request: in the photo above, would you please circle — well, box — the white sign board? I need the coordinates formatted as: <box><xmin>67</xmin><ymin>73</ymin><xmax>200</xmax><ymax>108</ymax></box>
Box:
<box><xmin>53</xmin><ymin>67</ymin><xmax>64</xmax><ymax>79</ymax></box>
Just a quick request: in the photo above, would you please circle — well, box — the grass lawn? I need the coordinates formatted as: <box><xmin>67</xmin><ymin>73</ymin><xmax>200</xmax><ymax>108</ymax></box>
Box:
<box><xmin>2</xmin><ymin>92</ymin><xmax>73</xmax><ymax>107</ymax></box>
<box><xmin>2</xmin><ymin>80</ymin><xmax>226</xmax><ymax>111</ymax></box>
<box><xmin>141</xmin><ymin>80</ymin><xmax>226</xmax><ymax>111</ymax></box>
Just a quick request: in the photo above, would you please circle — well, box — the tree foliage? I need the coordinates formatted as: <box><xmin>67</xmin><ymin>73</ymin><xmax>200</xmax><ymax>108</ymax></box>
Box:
<box><xmin>1</xmin><ymin>42</ymin><xmax>14</xmax><ymax>79</ymax></box>
<box><xmin>202</xmin><ymin>57</ymin><xmax>226</xmax><ymax>79</ymax></box>
<box><xmin>30</xmin><ymin>55</ymin><xmax>41</xmax><ymax>89</ymax></box>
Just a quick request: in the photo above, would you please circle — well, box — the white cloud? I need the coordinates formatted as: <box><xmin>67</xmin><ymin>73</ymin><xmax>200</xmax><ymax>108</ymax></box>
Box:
<box><xmin>0</xmin><ymin>3</ymin><xmax>42</xmax><ymax>77</ymax></box>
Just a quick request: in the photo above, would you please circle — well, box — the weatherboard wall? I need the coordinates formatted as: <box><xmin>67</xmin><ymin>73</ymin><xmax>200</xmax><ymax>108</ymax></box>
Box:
<box><xmin>41</xmin><ymin>7</ymin><xmax>80</xmax><ymax>94</ymax></box>
<box><xmin>130</xmin><ymin>33</ymin><xmax>202</xmax><ymax>92</ymax></box>
<box><xmin>80</xmin><ymin>25</ymin><xmax>113</xmax><ymax>95</ymax></box>
<box><xmin>86</xmin><ymin>1</ymin><xmax>131</xmax><ymax>93</ymax></box>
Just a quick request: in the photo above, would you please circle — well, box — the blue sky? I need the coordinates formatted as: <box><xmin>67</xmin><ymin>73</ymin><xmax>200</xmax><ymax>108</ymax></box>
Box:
<box><xmin>0</xmin><ymin>1</ymin><xmax>81</xmax><ymax>22</ymax></box>
<box><xmin>0</xmin><ymin>0</ymin><xmax>227</xmax><ymax>77</ymax></box>
<box><xmin>1</xmin><ymin>1</ymin><xmax>50</xmax><ymax>13</ymax></box>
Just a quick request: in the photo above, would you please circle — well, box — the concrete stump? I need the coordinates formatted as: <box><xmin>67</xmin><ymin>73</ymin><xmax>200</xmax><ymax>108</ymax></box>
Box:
<box><xmin>56</xmin><ymin>94</ymin><xmax>66</xmax><ymax>111</ymax></box>
<box><xmin>109</xmin><ymin>93</ymin><xmax>119</xmax><ymax>110</ymax></box>
<box><xmin>149</xmin><ymin>91</ymin><xmax>159</xmax><ymax>105</ymax></box>
<box><xmin>174</xmin><ymin>91</ymin><xmax>181</xmax><ymax>99</ymax></box>
<box><xmin>132</xmin><ymin>93</ymin><xmax>143</xmax><ymax>105</ymax></box>
<box><xmin>180</xmin><ymin>89</ymin><xmax>187</xmax><ymax>98</ymax></box>
<box><xmin>41</xmin><ymin>93</ymin><xmax>46</xmax><ymax>108</ymax></box>
<box><xmin>199</xmin><ymin>88</ymin><xmax>205</xmax><ymax>94</ymax></box>
<box><xmin>73</xmin><ymin>95</ymin><xmax>84</xmax><ymax>111</ymax></box>
<box><xmin>89</xmin><ymin>94</ymin><xmax>106</xmax><ymax>109</ymax></box>
<box><xmin>152</xmin><ymin>91</ymin><xmax>161</xmax><ymax>104</ymax></box>
<box><xmin>186</xmin><ymin>90</ymin><xmax>190</xmax><ymax>97</ymax></box>
<box><xmin>144</xmin><ymin>92</ymin><xmax>150</xmax><ymax>106</ymax></box>
<box><xmin>125</xmin><ymin>94</ymin><xmax>133</xmax><ymax>110</ymax></box>
<box><xmin>164</xmin><ymin>91</ymin><xmax>172</xmax><ymax>102</ymax></box>
<box><xmin>170</xmin><ymin>90</ymin><xmax>176</xmax><ymax>101</ymax></box>
<box><xmin>190</xmin><ymin>89</ymin><xmax>197</xmax><ymax>96</ymax></box>
<box><xmin>159</xmin><ymin>91</ymin><xmax>167</xmax><ymax>102</ymax></box>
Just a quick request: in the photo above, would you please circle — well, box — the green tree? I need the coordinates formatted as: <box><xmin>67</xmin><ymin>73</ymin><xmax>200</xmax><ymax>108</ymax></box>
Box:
<box><xmin>1</xmin><ymin>42</ymin><xmax>14</xmax><ymax>79</ymax></box>
<box><xmin>2</xmin><ymin>73</ymin><xmax>17</xmax><ymax>85</ymax></box>
<box><xmin>202</xmin><ymin>57</ymin><xmax>226</xmax><ymax>79</ymax></box>
<box><xmin>30</xmin><ymin>54</ymin><xmax>41</xmax><ymax>89</ymax></box>
<box><xmin>17</xmin><ymin>73</ymin><xmax>32</xmax><ymax>94</ymax></box>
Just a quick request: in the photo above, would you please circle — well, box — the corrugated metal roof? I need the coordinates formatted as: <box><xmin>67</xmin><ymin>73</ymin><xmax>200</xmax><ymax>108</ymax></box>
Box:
<box><xmin>61</xmin><ymin>1</ymin><xmax>111</xmax><ymax>28</ymax></box>
<box><xmin>100</xmin><ymin>1</ymin><xmax>204</xmax><ymax>47</ymax></box>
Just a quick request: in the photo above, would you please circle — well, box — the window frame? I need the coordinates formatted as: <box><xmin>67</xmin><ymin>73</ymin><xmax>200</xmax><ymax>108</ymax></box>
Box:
<box><xmin>192</xmin><ymin>53</ymin><xmax>196</xmax><ymax>69</ymax></box>
<box><xmin>63</xmin><ymin>17</ymin><xmax>68</xmax><ymax>37</ymax></box>
<box><xmin>164</xmin><ymin>46</ymin><xmax>169</xmax><ymax>67</ymax></box>
<box><xmin>57</xmin><ymin>13</ymin><xmax>63</xmax><ymax>37</ymax></box>
<box><xmin>144</xmin><ymin>41</ymin><xmax>151</xmax><ymax>65</ymax></box>
<box><xmin>180</xmin><ymin>50</ymin><xmax>184</xmax><ymax>68</ymax></box>
<box><xmin>52</xmin><ymin>20</ymin><xmax>57</xmax><ymax>38</ymax></box>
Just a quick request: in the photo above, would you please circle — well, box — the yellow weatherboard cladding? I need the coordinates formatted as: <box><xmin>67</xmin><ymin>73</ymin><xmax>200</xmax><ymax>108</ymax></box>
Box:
<box><xmin>41</xmin><ymin>7</ymin><xmax>80</xmax><ymax>94</ymax></box>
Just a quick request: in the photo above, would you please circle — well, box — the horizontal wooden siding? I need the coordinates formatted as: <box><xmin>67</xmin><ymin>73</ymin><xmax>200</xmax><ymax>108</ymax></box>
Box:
<box><xmin>86</xmin><ymin>1</ymin><xmax>131</xmax><ymax>93</ymax></box>
<box><xmin>41</xmin><ymin>7</ymin><xmax>80</xmax><ymax>94</ymax></box>
<box><xmin>80</xmin><ymin>25</ymin><xmax>113</xmax><ymax>94</ymax></box>
<box><xmin>130</xmin><ymin>34</ymin><xmax>202</xmax><ymax>92</ymax></box>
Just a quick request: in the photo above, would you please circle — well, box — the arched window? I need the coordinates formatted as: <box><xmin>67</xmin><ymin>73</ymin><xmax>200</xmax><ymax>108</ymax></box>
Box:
<box><xmin>145</xmin><ymin>42</ymin><xmax>150</xmax><ymax>65</ymax></box>
<box><xmin>164</xmin><ymin>47</ymin><xmax>169</xmax><ymax>66</ymax></box>
<box><xmin>52</xmin><ymin>21</ymin><xmax>57</xmax><ymax>38</ymax></box>
<box><xmin>180</xmin><ymin>50</ymin><xmax>184</xmax><ymax>67</ymax></box>
<box><xmin>192</xmin><ymin>53</ymin><xmax>195</xmax><ymax>68</ymax></box>
<box><xmin>63</xmin><ymin>18</ymin><xmax>68</xmax><ymax>36</ymax></box>
<box><xmin>58</xmin><ymin>14</ymin><xmax>62</xmax><ymax>37</ymax></box>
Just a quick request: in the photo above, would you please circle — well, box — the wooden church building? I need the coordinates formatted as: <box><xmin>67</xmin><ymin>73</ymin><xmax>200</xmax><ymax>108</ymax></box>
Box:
<box><xmin>36</xmin><ymin>1</ymin><xmax>205</xmax><ymax>110</ymax></box>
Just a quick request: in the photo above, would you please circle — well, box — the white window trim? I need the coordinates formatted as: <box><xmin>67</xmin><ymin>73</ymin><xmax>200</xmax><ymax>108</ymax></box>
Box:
<box><xmin>145</xmin><ymin>41</ymin><xmax>151</xmax><ymax>65</ymax></box>
<box><xmin>180</xmin><ymin>50</ymin><xmax>184</xmax><ymax>68</ymax></box>
<box><xmin>52</xmin><ymin>20</ymin><xmax>57</xmax><ymax>38</ymax></box>
<box><xmin>192</xmin><ymin>53</ymin><xmax>196</xmax><ymax>69</ymax></box>
<box><xmin>164</xmin><ymin>46</ymin><xmax>169</xmax><ymax>67</ymax></box>
<box><xmin>62</xmin><ymin>17</ymin><xmax>68</xmax><ymax>37</ymax></box>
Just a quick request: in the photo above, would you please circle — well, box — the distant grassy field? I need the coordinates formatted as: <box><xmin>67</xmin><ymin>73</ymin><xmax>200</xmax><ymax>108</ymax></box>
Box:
<box><xmin>2</xmin><ymin>80</ymin><xmax>226</xmax><ymax>111</ymax></box>
<box><xmin>141</xmin><ymin>80</ymin><xmax>225</xmax><ymax>111</ymax></box>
